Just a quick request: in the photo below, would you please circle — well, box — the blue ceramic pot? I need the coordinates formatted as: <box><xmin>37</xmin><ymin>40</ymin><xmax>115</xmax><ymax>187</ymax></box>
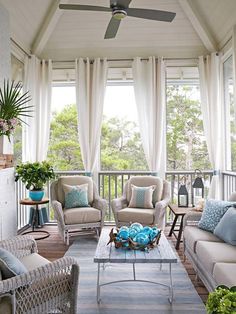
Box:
<box><xmin>29</xmin><ymin>190</ymin><xmax>44</xmax><ymax>201</ymax></box>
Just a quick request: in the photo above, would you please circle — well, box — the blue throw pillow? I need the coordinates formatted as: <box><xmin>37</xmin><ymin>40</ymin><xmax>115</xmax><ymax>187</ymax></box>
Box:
<box><xmin>214</xmin><ymin>207</ymin><xmax>236</xmax><ymax>245</ymax></box>
<box><xmin>0</xmin><ymin>248</ymin><xmax>27</xmax><ymax>279</ymax></box>
<box><xmin>198</xmin><ymin>199</ymin><xmax>233</xmax><ymax>232</ymax></box>
<box><xmin>63</xmin><ymin>183</ymin><xmax>89</xmax><ymax>209</ymax></box>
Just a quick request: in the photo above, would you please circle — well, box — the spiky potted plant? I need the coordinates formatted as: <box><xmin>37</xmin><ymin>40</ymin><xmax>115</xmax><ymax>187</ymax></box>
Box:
<box><xmin>15</xmin><ymin>161</ymin><xmax>55</xmax><ymax>201</ymax></box>
<box><xmin>0</xmin><ymin>80</ymin><xmax>32</xmax><ymax>153</ymax></box>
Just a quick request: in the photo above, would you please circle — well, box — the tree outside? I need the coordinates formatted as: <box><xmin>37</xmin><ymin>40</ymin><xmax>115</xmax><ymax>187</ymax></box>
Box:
<box><xmin>166</xmin><ymin>84</ymin><xmax>210</xmax><ymax>171</ymax></box>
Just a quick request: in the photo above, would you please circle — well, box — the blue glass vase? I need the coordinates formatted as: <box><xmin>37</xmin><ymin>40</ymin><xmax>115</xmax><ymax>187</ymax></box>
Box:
<box><xmin>29</xmin><ymin>190</ymin><xmax>44</xmax><ymax>201</ymax></box>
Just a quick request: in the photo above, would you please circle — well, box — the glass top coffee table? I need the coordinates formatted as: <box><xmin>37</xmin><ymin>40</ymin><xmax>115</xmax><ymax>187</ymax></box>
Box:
<box><xmin>94</xmin><ymin>228</ymin><xmax>178</xmax><ymax>304</ymax></box>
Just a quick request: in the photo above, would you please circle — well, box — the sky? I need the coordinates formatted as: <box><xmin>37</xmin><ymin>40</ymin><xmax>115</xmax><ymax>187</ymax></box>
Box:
<box><xmin>51</xmin><ymin>85</ymin><xmax>138</xmax><ymax>121</ymax></box>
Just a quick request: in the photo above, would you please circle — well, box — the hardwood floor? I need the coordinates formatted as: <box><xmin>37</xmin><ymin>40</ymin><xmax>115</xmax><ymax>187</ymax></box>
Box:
<box><xmin>33</xmin><ymin>224</ymin><xmax>209</xmax><ymax>304</ymax></box>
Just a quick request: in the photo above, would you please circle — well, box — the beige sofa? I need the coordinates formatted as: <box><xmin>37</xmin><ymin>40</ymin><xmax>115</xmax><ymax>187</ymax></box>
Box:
<box><xmin>183</xmin><ymin>210</ymin><xmax>236</xmax><ymax>291</ymax></box>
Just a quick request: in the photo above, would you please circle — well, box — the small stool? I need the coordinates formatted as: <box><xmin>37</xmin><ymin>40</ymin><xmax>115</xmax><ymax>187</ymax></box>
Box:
<box><xmin>168</xmin><ymin>204</ymin><xmax>191</xmax><ymax>250</ymax></box>
<box><xmin>20</xmin><ymin>198</ymin><xmax>50</xmax><ymax>240</ymax></box>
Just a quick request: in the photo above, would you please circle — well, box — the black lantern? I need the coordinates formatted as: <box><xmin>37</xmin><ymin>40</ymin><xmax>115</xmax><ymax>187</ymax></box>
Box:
<box><xmin>192</xmin><ymin>169</ymin><xmax>204</xmax><ymax>207</ymax></box>
<box><xmin>178</xmin><ymin>176</ymin><xmax>189</xmax><ymax>207</ymax></box>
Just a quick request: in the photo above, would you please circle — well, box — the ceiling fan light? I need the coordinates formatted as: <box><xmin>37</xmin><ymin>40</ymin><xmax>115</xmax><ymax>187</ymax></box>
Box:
<box><xmin>113</xmin><ymin>9</ymin><xmax>127</xmax><ymax>20</ymax></box>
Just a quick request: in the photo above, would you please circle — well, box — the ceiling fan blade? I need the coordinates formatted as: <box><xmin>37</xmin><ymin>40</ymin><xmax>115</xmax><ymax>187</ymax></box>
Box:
<box><xmin>110</xmin><ymin>0</ymin><xmax>132</xmax><ymax>8</ymax></box>
<box><xmin>59</xmin><ymin>4</ymin><xmax>111</xmax><ymax>12</ymax></box>
<box><xmin>126</xmin><ymin>8</ymin><xmax>176</xmax><ymax>22</ymax></box>
<box><xmin>104</xmin><ymin>17</ymin><xmax>121</xmax><ymax>39</ymax></box>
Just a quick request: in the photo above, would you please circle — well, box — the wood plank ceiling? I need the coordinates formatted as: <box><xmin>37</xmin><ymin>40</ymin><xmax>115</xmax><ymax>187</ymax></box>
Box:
<box><xmin>1</xmin><ymin>0</ymin><xmax>236</xmax><ymax>60</ymax></box>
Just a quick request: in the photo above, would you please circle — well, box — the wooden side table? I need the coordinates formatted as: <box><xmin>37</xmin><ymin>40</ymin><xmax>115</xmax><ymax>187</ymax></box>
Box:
<box><xmin>168</xmin><ymin>204</ymin><xmax>191</xmax><ymax>250</ymax></box>
<box><xmin>20</xmin><ymin>198</ymin><xmax>50</xmax><ymax>240</ymax></box>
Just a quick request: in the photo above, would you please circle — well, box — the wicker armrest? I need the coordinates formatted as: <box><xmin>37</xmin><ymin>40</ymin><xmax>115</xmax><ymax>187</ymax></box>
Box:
<box><xmin>93</xmin><ymin>197</ymin><xmax>107</xmax><ymax>212</ymax></box>
<box><xmin>51</xmin><ymin>200</ymin><xmax>65</xmax><ymax>227</ymax></box>
<box><xmin>0</xmin><ymin>256</ymin><xmax>79</xmax><ymax>293</ymax></box>
<box><xmin>0</xmin><ymin>235</ymin><xmax>37</xmax><ymax>258</ymax></box>
<box><xmin>183</xmin><ymin>211</ymin><xmax>202</xmax><ymax>229</ymax></box>
<box><xmin>111</xmin><ymin>196</ymin><xmax>128</xmax><ymax>213</ymax></box>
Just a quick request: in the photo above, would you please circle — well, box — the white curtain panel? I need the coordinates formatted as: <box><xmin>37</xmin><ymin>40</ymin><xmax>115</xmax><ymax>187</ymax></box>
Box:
<box><xmin>75</xmin><ymin>58</ymin><xmax>108</xmax><ymax>172</ymax></box>
<box><xmin>132</xmin><ymin>56</ymin><xmax>166</xmax><ymax>173</ymax></box>
<box><xmin>23</xmin><ymin>56</ymin><xmax>52</xmax><ymax>162</ymax></box>
<box><xmin>199</xmin><ymin>53</ymin><xmax>222</xmax><ymax>199</ymax></box>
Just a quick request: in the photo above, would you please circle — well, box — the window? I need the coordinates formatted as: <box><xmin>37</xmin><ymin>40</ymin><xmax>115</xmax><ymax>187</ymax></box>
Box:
<box><xmin>166</xmin><ymin>67</ymin><xmax>210</xmax><ymax>171</ymax></box>
<box><xmin>11</xmin><ymin>54</ymin><xmax>24</xmax><ymax>165</ymax></box>
<box><xmin>101</xmin><ymin>83</ymin><xmax>148</xmax><ymax>170</ymax></box>
<box><xmin>47</xmin><ymin>83</ymin><xmax>84</xmax><ymax>170</ymax></box>
<box><xmin>223</xmin><ymin>55</ymin><xmax>235</xmax><ymax>170</ymax></box>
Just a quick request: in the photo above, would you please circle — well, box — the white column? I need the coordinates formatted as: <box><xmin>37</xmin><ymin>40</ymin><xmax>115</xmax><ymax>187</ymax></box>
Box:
<box><xmin>0</xmin><ymin>4</ymin><xmax>10</xmax><ymax>87</ymax></box>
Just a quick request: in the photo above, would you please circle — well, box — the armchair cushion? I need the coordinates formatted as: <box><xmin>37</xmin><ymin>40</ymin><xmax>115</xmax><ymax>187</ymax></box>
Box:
<box><xmin>117</xmin><ymin>207</ymin><xmax>155</xmax><ymax>225</ymax></box>
<box><xmin>63</xmin><ymin>183</ymin><xmax>89</xmax><ymax>209</ymax></box>
<box><xmin>0</xmin><ymin>248</ymin><xmax>27</xmax><ymax>279</ymax></box>
<box><xmin>19</xmin><ymin>253</ymin><xmax>50</xmax><ymax>271</ymax></box>
<box><xmin>126</xmin><ymin>176</ymin><xmax>163</xmax><ymax>204</ymax></box>
<box><xmin>64</xmin><ymin>207</ymin><xmax>101</xmax><ymax>224</ymax></box>
<box><xmin>128</xmin><ymin>184</ymin><xmax>155</xmax><ymax>209</ymax></box>
<box><xmin>57</xmin><ymin>176</ymin><xmax>93</xmax><ymax>206</ymax></box>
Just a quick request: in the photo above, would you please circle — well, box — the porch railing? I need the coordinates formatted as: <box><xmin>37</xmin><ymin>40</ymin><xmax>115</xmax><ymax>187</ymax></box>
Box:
<box><xmin>222</xmin><ymin>171</ymin><xmax>236</xmax><ymax>200</ymax></box>
<box><xmin>16</xmin><ymin>170</ymin><xmax>214</xmax><ymax>230</ymax></box>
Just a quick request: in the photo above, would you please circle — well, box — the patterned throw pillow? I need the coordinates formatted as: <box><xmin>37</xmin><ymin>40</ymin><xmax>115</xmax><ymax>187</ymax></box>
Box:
<box><xmin>198</xmin><ymin>199</ymin><xmax>233</xmax><ymax>232</ymax></box>
<box><xmin>128</xmin><ymin>184</ymin><xmax>156</xmax><ymax>209</ymax></box>
<box><xmin>63</xmin><ymin>183</ymin><xmax>89</xmax><ymax>209</ymax></box>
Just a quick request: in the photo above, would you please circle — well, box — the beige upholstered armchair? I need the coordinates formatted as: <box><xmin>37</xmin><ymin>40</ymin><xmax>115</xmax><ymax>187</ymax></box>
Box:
<box><xmin>111</xmin><ymin>176</ymin><xmax>171</xmax><ymax>229</ymax></box>
<box><xmin>51</xmin><ymin>176</ymin><xmax>107</xmax><ymax>245</ymax></box>
<box><xmin>0</xmin><ymin>235</ymin><xmax>79</xmax><ymax>314</ymax></box>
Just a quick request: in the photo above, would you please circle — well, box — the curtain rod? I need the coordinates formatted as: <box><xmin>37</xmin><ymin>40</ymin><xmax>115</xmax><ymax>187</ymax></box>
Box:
<box><xmin>11</xmin><ymin>38</ymin><xmax>31</xmax><ymax>58</ymax></box>
<box><xmin>53</xmin><ymin>57</ymin><xmax>199</xmax><ymax>63</ymax></box>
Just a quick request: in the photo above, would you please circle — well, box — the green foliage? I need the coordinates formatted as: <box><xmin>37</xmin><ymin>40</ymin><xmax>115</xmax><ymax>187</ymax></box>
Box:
<box><xmin>0</xmin><ymin>80</ymin><xmax>32</xmax><ymax>139</ymax></box>
<box><xmin>206</xmin><ymin>286</ymin><xmax>236</xmax><ymax>314</ymax></box>
<box><xmin>101</xmin><ymin>116</ymin><xmax>148</xmax><ymax>170</ymax></box>
<box><xmin>15</xmin><ymin>161</ymin><xmax>55</xmax><ymax>190</ymax></box>
<box><xmin>47</xmin><ymin>104</ymin><xmax>83</xmax><ymax>170</ymax></box>
<box><xmin>166</xmin><ymin>85</ymin><xmax>210</xmax><ymax>170</ymax></box>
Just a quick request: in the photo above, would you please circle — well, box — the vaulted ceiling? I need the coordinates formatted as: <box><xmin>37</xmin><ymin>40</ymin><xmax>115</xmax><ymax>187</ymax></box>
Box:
<box><xmin>1</xmin><ymin>0</ymin><xmax>236</xmax><ymax>60</ymax></box>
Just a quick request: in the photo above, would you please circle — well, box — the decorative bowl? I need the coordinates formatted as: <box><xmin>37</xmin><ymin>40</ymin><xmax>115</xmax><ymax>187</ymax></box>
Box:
<box><xmin>107</xmin><ymin>223</ymin><xmax>161</xmax><ymax>251</ymax></box>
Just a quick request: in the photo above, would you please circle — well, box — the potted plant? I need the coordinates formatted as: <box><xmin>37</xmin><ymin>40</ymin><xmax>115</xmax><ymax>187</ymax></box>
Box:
<box><xmin>0</xmin><ymin>80</ymin><xmax>32</xmax><ymax>153</ymax></box>
<box><xmin>206</xmin><ymin>285</ymin><xmax>236</xmax><ymax>314</ymax></box>
<box><xmin>15</xmin><ymin>161</ymin><xmax>55</xmax><ymax>201</ymax></box>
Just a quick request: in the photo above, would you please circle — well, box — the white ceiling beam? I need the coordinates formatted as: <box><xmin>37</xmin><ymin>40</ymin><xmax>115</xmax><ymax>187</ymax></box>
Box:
<box><xmin>32</xmin><ymin>0</ymin><xmax>69</xmax><ymax>56</ymax></box>
<box><xmin>178</xmin><ymin>0</ymin><xmax>217</xmax><ymax>52</ymax></box>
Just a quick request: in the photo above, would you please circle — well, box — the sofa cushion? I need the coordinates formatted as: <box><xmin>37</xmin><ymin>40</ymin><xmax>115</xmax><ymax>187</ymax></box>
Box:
<box><xmin>213</xmin><ymin>263</ymin><xmax>236</xmax><ymax>287</ymax></box>
<box><xmin>63</xmin><ymin>183</ymin><xmax>89</xmax><ymax>209</ymax></box>
<box><xmin>198</xmin><ymin>199</ymin><xmax>233</xmax><ymax>232</ymax></box>
<box><xmin>0</xmin><ymin>248</ymin><xmax>27</xmax><ymax>279</ymax></box>
<box><xmin>126</xmin><ymin>176</ymin><xmax>163</xmax><ymax>204</ymax></box>
<box><xmin>184</xmin><ymin>226</ymin><xmax>222</xmax><ymax>253</ymax></box>
<box><xmin>196</xmin><ymin>241</ymin><xmax>236</xmax><ymax>275</ymax></box>
<box><xmin>117</xmin><ymin>207</ymin><xmax>155</xmax><ymax>225</ymax></box>
<box><xmin>64</xmin><ymin>207</ymin><xmax>101</xmax><ymax>225</ymax></box>
<box><xmin>0</xmin><ymin>296</ymin><xmax>12</xmax><ymax>314</ymax></box>
<box><xmin>128</xmin><ymin>184</ymin><xmax>155</xmax><ymax>209</ymax></box>
<box><xmin>214</xmin><ymin>207</ymin><xmax>236</xmax><ymax>245</ymax></box>
<box><xmin>57</xmin><ymin>176</ymin><xmax>93</xmax><ymax>206</ymax></box>
<box><xmin>19</xmin><ymin>253</ymin><xmax>50</xmax><ymax>272</ymax></box>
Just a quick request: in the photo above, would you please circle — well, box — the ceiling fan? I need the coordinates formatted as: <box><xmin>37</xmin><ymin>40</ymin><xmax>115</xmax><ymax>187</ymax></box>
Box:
<box><xmin>59</xmin><ymin>0</ymin><xmax>176</xmax><ymax>39</ymax></box>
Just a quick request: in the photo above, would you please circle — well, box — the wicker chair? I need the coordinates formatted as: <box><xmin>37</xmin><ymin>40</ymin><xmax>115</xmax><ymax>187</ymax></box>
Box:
<box><xmin>111</xmin><ymin>176</ymin><xmax>171</xmax><ymax>229</ymax></box>
<box><xmin>0</xmin><ymin>235</ymin><xmax>79</xmax><ymax>314</ymax></box>
<box><xmin>51</xmin><ymin>176</ymin><xmax>107</xmax><ymax>245</ymax></box>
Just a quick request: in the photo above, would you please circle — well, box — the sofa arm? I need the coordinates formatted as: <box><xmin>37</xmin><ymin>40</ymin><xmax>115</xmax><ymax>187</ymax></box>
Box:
<box><xmin>154</xmin><ymin>199</ymin><xmax>169</xmax><ymax>228</ymax></box>
<box><xmin>183</xmin><ymin>211</ymin><xmax>202</xmax><ymax>229</ymax></box>
<box><xmin>0</xmin><ymin>235</ymin><xmax>38</xmax><ymax>258</ymax></box>
<box><xmin>0</xmin><ymin>256</ymin><xmax>79</xmax><ymax>313</ymax></box>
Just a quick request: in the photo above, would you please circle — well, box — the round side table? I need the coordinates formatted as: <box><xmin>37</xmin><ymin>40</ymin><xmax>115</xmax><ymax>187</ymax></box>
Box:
<box><xmin>20</xmin><ymin>198</ymin><xmax>50</xmax><ymax>240</ymax></box>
